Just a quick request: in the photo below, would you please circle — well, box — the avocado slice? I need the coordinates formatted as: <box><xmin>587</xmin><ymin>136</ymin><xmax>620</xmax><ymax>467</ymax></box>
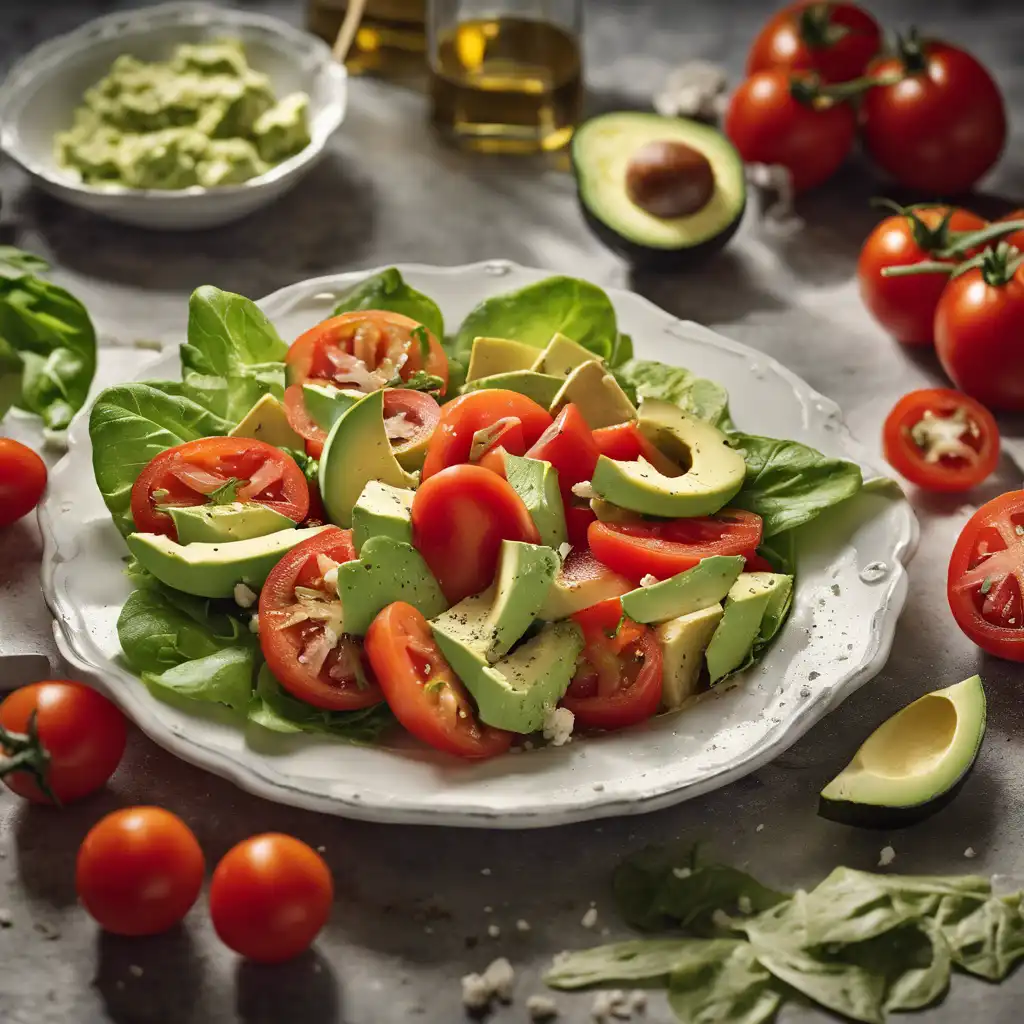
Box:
<box><xmin>531</xmin><ymin>332</ymin><xmax>599</xmax><ymax>380</ymax></box>
<box><xmin>504</xmin><ymin>454</ymin><xmax>567</xmax><ymax>550</ymax></box>
<box><xmin>590</xmin><ymin>497</ymin><xmax>647</xmax><ymax>525</ymax></box>
<box><xmin>229</xmin><ymin>393</ymin><xmax>304</xmax><ymax>449</ymax></box>
<box><xmin>168</xmin><ymin>501</ymin><xmax>297</xmax><ymax>545</ymax></box>
<box><xmin>549</xmin><ymin>360</ymin><xmax>637</xmax><ymax>430</ymax></box>
<box><xmin>592</xmin><ymin>399</ymin><xmax>745</xmax><ymax>518</ymax></box>
<box><xmin>466</xmin><ymin>337</ymin><xmax>539</xmax><ymax>381</ymax></box>
<box><xmin>461</xmin><ymin>370</ymin><xmax>564</xmax><ymax>408</ymax></box>
<box><xmin>572</xmin><ymin>112</ymin><xmax>746</xmax><ymax>269</ymax></box>
<box><xmin>335</xmin><ymin>535</ymin><xmax>448</xmax><ymax>635</ymax></box>
<box><xmin>657</xmin><ymin>603</ymin><xmax>723</xmax><ymax>709</ymax></box>
<box><xmin>126</xmin><ymin>526</ymin><xmax>328</xmax><ymax>599</ymax></box>
<box><xmin>621</xmin><ymin>555</ymin><xmax>744</xmax><ymax>624</ymax></box>
<box><xmin>351</xmin><ymin>480</ymin><xmax>414</xmax><ymax>553</ymax></box>
<box><xmin>318</xmin><ymin>389</ymin><xmax>418</xmax><ymax>528</ymax></box>
<box><xmin>302</xmin><ymin>382</ymin><xmax>358</xmax><ymax>432</ymax></box>
<box><xmin>819</xmin><ymin>676</ymin><xmax>986</xmax><ymax>829</ymax></box>
<box><xmin>539</xmin><ymin>549</ymin><xmax>632</xmax><ymax>621</ymax></box>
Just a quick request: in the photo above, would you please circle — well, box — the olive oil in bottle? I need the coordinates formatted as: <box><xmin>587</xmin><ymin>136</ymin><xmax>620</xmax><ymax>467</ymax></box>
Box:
<box><xmin>430</xmin><ymin>17</ymin><xmax>583</xmax><ymax>153</ymax></box>
<box><xmin>308</xmin><ymin>0</ymin><xmax>426</xmax><ymax>77</ymax></box>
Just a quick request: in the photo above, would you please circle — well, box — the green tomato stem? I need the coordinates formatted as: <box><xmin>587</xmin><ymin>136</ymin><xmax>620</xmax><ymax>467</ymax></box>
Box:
<box><xmin>880</xmin><ymin>262</ymin><xmax>955</xmax><ymax>278</ymax></box>
<box><xmin>938</xmin><ymin>221</ymin><xmax>1024</xmax><ymax>258</ymax></box>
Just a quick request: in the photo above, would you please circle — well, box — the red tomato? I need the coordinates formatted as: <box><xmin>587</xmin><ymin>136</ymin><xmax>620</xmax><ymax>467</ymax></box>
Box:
<box><xmin>588</xmin><ymin>511</ymin><xmax>764</xmax><ymax>584</ymax></box>
<box><xmin>0</xmin><ymin>680</ymin><xmax>126</xmax><ymax>804</ymax></box>
<box><xmin>948</xmin><ymin>491</ymin><xmax>1024</xmax><ymax>661</ymax></box>
<box><xmin>421</xmin><ymin>390</ymin><xmax>553</xmax><ymax>481</ymax></box>
<box><xmin>747</xmin><ymin>2</ymin><xmax>881</xmax><ymax>84</ymax></box>
<box><xmin>210</xmin><ymin>834</ymin><xmax>333</xmax><ymax>963</ymax></box>
<box><xmin>76</xmin><ymin>807</ymin><xmax>204</xmax><ymax>936</ymax></box>
<box><xmin>286</xmin><ymin>310</ymin><xmax>448</xmax><ymax>395</ymax></box>
<box><xmin>725</xmin><ymin>70</ymin><xmax>856</xmax><ymax>193</ymax></box>
<box><xmin>591</xmin><ymin>421</ymin><xmax>679</xmax><ymax>477</ymax></box>
<box><xmin>934</xmin><ymin>257</ymin><xmax>1024</xmax><ymax>411</ymax></box>
<box><xmin>130</xmin><ymin>437</ymin><xmax>310</xmax><ymax>539</ymax></box>
<box><xmin>562</xmin><ymin>598</ymin><xmax>663</xmax><ymax>730</ymax></box>
<box><xmin>882</xmin><ymin>388</ymin><xmax>999</xmax><ymax>493</ymax></box>
<box><xmin>0</xmin><ymin>439</ymin><xmax>47</xmax><ymax>528</ymax></box>
<box><xmin>283</xmin><ymin>383</ymin><xmax>329</xmax><ymax>459</ymax></box>
<box><xmin>412</xmin><ymin>465</ymin><xmax>541</xmax><ymax>603</ymax></box>
<box><xmin>565</xmin><ymin>504</ymin><xmax>598</xmax><ymax>549</ymax></box>
<box><xmin>365</xmin><ymin>603</ymin><xmax>513</xmax><ymax>759</ymax></box>
<box><xmin>862</xmin><ymin>41</ymin><xmax>1006</xmax><ymax>195</ymax></box>
<box><xmin>259</xmin><ymin>527</ymin><xmax>385</xmax><ymax>711</ymax></box>
<box><xmin>857</xmin><ymin>206</ymin><xmax>988</xmax><ymax>346</ymax></box>
<box><xmin>995</xmin><ymin>210</ymin><xmax>1024</xmax><ymax>253</ymax></box>
<box><xmin>526</xmin><ymin>404</ymin><xmax>600</xmax><ymax>491</ymax></box>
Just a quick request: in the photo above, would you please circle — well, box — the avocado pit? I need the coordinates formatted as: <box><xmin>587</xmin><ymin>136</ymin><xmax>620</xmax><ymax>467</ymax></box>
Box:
<box><xmin>625</xmin><ymin>140</ymin><xmax>715</xmax><ymax>219</ymax></box>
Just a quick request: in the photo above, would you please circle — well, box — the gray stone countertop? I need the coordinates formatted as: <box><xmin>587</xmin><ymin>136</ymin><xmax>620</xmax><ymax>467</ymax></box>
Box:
<box><xmin>1</xmin><ymin>1</ymin><xmax>1023</xmax><ymax>1021</ymax></box>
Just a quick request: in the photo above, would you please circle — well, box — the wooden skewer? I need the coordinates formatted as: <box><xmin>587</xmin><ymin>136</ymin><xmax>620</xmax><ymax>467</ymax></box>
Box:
<box><xmin>332</xmin><ymin>0</ymin><xmax>370</xmax><ymax>63</ymax></box>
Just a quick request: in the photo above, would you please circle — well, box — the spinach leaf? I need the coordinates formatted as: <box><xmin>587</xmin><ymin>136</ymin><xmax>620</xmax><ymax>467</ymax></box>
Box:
<box><xmin>90</xmin><ymin>383</ymin><xmax>232</xmax><ymax>537</ymax></box>
<box><xmin>0</xmin><ymin>247</ymin><xmax>53</xmax><ymax>275</ymax></box>
<box><xmin>334</xmin><ymin>268</ymin><xmax>445</xmax><ymax>342</ymax></box>
<box><xmin>936</xmin><ymin>891</ymin><xmax>1024</xmax><ymax>980</ymax></box>
<box><xmin>667</xmin><ymin>942</ymin><xmax>782</xmax><ymax>1024</ymax></box>
<box><xmin>0</xmin><ymin>336</ymin><xmax>22</xmax><ymax>420</ymax></box>
<box><xmin>609</xmin><ymin>332</ymin><xmax>634</xmax><ymax>368</ymax></box>
<box><xmin>453</xmin><ymin>277</ymin><xmax>617</xmax><ymax>363</ymax></box>
<box><xmin>248</xmin><ymin>665</ymin><xmax>395</xmax><ymax>742</ymax></box>
<box><xmin>545</xmin><ymin>939</ymin><xmax>713</xmax><ymax>989</ymax></box>
<box><xmin>143</xmin><ymin>646</ymin><xmax>256</xmax><ymax>711</ymax></box>
<box><xmin>179</xmin><ymin>362</ymin><xmax>286</xmax><ymax>425</ymax></box>
<box><xmin>612</xmin><ymin>359</ymin><xmax>731</xmax><ymax>427</ymax></box>
<box><xmin>727</xmin><ymin>434</ymin><xmax>863</xmax><ymax>537</ymax></box>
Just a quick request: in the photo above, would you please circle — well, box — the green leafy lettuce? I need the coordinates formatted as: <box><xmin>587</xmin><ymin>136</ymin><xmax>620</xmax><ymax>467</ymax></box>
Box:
<box><xmin>613</xmin><ymin>358</ymin><xmax>731</xmax><ymax>427</ymax></box>
<box><xmin>334</xmin><ymin>268</ymin><xmax>445</xmax><ymax>342</ymax></box>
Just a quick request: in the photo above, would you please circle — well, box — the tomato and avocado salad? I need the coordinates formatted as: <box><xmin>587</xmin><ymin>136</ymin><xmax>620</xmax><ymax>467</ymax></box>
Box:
<box><xmin>89</xmin><ymin>271</ymin><xmax>864</xmax><ymax>759</ymax></box>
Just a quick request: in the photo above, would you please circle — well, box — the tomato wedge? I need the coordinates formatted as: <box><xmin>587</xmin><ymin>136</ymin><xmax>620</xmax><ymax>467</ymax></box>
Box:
<box><xmin>258</xmin><ymin>527</ymin><xmax>384</xmax><ymax>709</ymax></box>
<box><xmin>526</xmin><ymin>404</ymin><xmax>600</xmax><ymax>490</ymax></box>
<box><xmin>411</xmin><ymin>464</ymin><xmax>541</xmax><ymax>604</ymax></box>
<box><xmin>587</xmin><ymin>511</ymin><xmax>764</xmax><ymax>583</ymax></box>
<box><xmin>365</xmin><ymin>603</ymin><xmax>513</xmax><ymax>759</ymax></box>
<box><xmin>130</xmin><ymin>437</ymin><xmax>310</xmax><ymax>540</ymax></box>
<box><xmin>421</xmin><ymin>390</ymin><xmax>553</xmax><ymax>481</ymax></box>
<box><xmin>286</xmin><ymin>310</ymin><xmax>448</xmax><ymax>394</ymax></box>
<box><xmin>883</xmin><ymin>388</ymin><xmax>999</xmax><ymax>493</ymax></box>
<box><xmin>283</xmin><ymin>384</ymin><xmax>328</xmax><ymax>459</ymax></box>
<box><xmin>948</xmin><ymin>491</ymin><xmax>1024</xmax><ymax>662</ymax></box>
<box><xmin>562</xmin><ymin>597</ymin><xmax>663</xmax><ymax>730</ymax></box>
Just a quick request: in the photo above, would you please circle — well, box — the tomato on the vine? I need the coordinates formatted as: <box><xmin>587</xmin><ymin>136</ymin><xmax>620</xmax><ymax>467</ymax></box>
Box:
<box><xmin>948</xmin><ymin>491</ymin><xmax>1024</xmax><ymax>662</ymax></box>
<box><xmin>858</xmin><ymin>205</ymin><xmax>987</xmax><ymax>346</ymax></box>
<box><xmin>746</xmin><ymin>2</ymin><xmax>882</xmax><ymax>84</ymax></box>
<box><xmin>882</xmin><ymin>388</ymin><xmax>999</xmax><ymax>493</ymax></box>
<box><xmin>0</xmin><ymin>439</ymin><xmax>47</xmax><ymax>529</ymax></box>
<box><xmin>862</xmin><ymin>38</ymin><xmax>1006</xmax><ymax>195</ymax></box>
<box><xmin>995</xmin><ymin>210</ymin><xmax>1024</xmax><ymax>253</ymax></box>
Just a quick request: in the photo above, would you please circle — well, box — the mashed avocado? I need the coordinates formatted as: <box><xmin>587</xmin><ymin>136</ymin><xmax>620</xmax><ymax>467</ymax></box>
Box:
<box><xmin>56</xmin><ymin>40</ymin><xmax>311</xmax><ymax>190</ymax></box>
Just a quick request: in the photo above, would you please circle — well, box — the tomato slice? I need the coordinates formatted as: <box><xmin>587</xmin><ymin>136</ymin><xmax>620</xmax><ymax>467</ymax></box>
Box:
<box><xmin>130</xmin><ymin>437</ymin><xmax>310</xmax><ymax>539</ymax></box>
<box><xmin>948</xmin><ymin>491</ymin><xmax>1024</xmax><ymax>662</ymax></box>
<box><xmin>587</xmin><ymin>511</ymin><xmax>764</xmax><ymax>583</ymax></box>
<box><xmin>365</xmin><ymin>602</ymin><xmax>513</xmax><ymax>759</ymax></box>
<box><xmin>411</xmin><ymin>464</ymin><xmax>541</xmax><ymax>604</ymax></box>
<box><xmin>286</xmin><ymin>310</ymin><xmax>448</xmax><ymax>394</ymax></box>
<box><xmin>591</xmin><ymin>421</ymin><xmax>680</xmax><ymax>477</ymax></box>
<box><xmin>562</xmin><ymin>598</ymin><xmax>663</xmax><ymax>730</ymax></box>
<box><xmin>883</xmin><ymin>388</ymin><xmax>999</xmax><ymax>493</ymax></box>
<box><xmin>284</xmin><ymin>384</ymin><xmax>328</xmax><ymax>459</ymax></box>
<box><xmin>421</xmin><ymin>390</ymin><xmax>553</xmax><ymax>481</ymax></box>
<box><xmin>258</xmin><ymin>527</ymin><xmax>385</xmax><ymax>709</ymax></box>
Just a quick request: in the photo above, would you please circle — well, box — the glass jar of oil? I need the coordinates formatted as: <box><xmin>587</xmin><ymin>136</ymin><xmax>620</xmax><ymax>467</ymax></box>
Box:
<box><xmin>428</xmin><ymin>0</ymin><xmax>583</xmax><ymax>153</ymax></box>
<box><xmin>308</xmin><ymin>0</ymin><xmax>427</xmax><ymax>77</ymax></box>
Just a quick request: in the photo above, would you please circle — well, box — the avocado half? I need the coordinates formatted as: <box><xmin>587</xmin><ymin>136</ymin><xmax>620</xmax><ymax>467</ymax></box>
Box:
<box><xmin>572</xmin><ymin>112</ymin><xmax>746</xmax><ymax>270</ymax></box>
<box><xmin>818</xmin><ymin>675</ymin><xmax>986</xmax><ymax>829</ymax></box>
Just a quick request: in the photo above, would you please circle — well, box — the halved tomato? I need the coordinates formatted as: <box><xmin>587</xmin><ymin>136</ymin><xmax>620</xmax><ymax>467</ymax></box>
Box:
<box><xmin>285</xmin><ymin>310</ymin><xmax>448</xmax><ymax>394</ymax></box>
<box><xmin>364</xmin><ymin>602</ymin><xmax>512</xmax><ymax>759</ymax></box>
<box><xmin>587</xmin><ymin>510</ymin><xmax>764</xmax><ymax>583</ymax></box>
<box><xmin>130</xmin><ymin>437</ymin><xmax>310</xmax><ymax>539</ymax></box>
<box><xmin>258</xmin><ymin>527</ymin><xmax>384</xmax><ymax>709</ymax></box>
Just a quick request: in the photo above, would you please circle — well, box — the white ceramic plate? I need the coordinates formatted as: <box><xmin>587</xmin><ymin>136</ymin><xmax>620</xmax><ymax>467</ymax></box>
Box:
<box><xmin>39</xmin><ymin>261</ymin><xmax>918</xmax><ymax>828</ymax></box>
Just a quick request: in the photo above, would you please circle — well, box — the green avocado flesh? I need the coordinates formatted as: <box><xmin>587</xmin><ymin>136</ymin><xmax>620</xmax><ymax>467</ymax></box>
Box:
<box><xmin>819</xmin><ymin>675</ymin><xmax>987</xmax><ymax>828</ymax></box>
<box><xmin>168</xmin><ymin>501</ymin><xmax>296</xmax><ymax>545</ymax></box>
<box><xmin>351</xmin><ymin>481</ymin><xmax>414</xmax><ymax>553</ymax></box>
<box><xmin>503</xmin><ymin>455</ymin><xmax>567</xmax><ymax>550</ymax></box>
<box><xmin>573</xmin><ymin>112</ymin><xmax>745</xmax><ymax>261</ymax></box>
<box><xmin>461</xmin><ymin>370</ymin><xmax>563</xmax><ymax>408</ymax></box>
<box><xmin>621</xmin><ymin>555</ymin><xmax>744</xmax><ymax>624</ymax></box>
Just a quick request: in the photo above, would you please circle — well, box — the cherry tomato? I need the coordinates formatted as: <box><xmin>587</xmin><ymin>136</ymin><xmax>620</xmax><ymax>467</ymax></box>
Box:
<box><xmin>286</xmin><ymin>310</ymin><xmax>448</xmax><ymax>395</ymax></box>
<box><xmin>412</xmin><ymin>464</ymin><xmax>541</xmax><ymax>604</ymax></box>
<box><xmin>421</xmin><ymin>390</ymin><xmax>553</xmax><ymax>481</ymax></box>
<box><xmin>882</xmin><ymin>388</ymin><xmax>999</xmax><ymax>493</ymax></box>
<box><xmin>948</xmin><ymin>491</ymin><xmax>1024</xmax><ymax>661</ymax></box>
<box><xmin>995</xmin><ymin>210</ymin><xmax>1024</xmax><ymax>253</ymax></box>
<box><xmin>76</xmin><ymin>807</ymin><xmax>205</xmax><ymax>936</ymax></box>
<box><xmin>0</xmin><ymin>680</ymin><xmax>126</xmax><ymax>804</ymax></box>
<box><xmin>210</xmin><ymin>834</ymin><xmax>333</xmax><ymax>963</ymax></box>
<box><xmin>934</xmin><ymin>255</ymin><xmax>1024</xmax><ymax>411</ymax></box>
<box><xmin>587</xmin><ymin>511</ymin><xmax>764</xmax><ymax>584</ymax></box>
<box><xmin>259</xmin><ymin>527</ymin><xmax>385</xmax><ymax>711</ymax></box>
<box><xmin>862</xmin><ymin>40</ymin><xmax>1006</xmax><ymax>195</ymax></box>
<box><xmin>526</xmin><ymin>404</ymin><xmax>600</xmax><ymax>492</ymax></box>
<box><xmin>365</xmin><ymin>603</ymin><xmax>513</xmax><ymax>759</ymax></box>
<box><xmin>747</xmin><ymin>2</ymin><xmax>882</xmax><ymax>84</ymax></box>
<box><xmin>0</xmin><ymin>439</ymin><xmax>47</xmax><ymax>528</ymax></box>
<box><xmin>130</xmin><ymin>437</ymin><xmax>310</xmax><ymax>539</ymax></box>
<box><xmin>725</xmin><ymin>70</ymin><xmax>856</xmax><ymax>193</ymax></box>
<box><xmin>857</xmin><ymin>206</ymin><xmax>988</xmax><ymax>346</ymax></box>
<box><xmin>562</xmin><ymin>598</ymin><xmax>663</xmax><ymax>731</ymax></box>
<box><xmin>591</xmin><ymin>421</ymin><xmax>679</xmax><ymax>477</ymax></box>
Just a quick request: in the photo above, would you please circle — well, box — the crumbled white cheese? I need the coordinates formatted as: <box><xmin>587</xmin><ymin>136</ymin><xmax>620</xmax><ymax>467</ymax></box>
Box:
<box><xmin>581</xmin><ymin>906</ymin><xmax>599</xmax><ymax>929</ymax></box>
<box><xmin>487</xmin><ymin>923</ymin><xmax>501</xmax><ymax>939</ymax></box>
<box><xmin>671</xmin><ymin>867</ymin><xmax>692</xmax><ymax>880</ymax></box>
<box><xmin>460</xmin><ymin>972</ymin><xmax>492</xmax><ymax>1011</ymax></box>
<box><xmin>128</xmin><ymin>965</ymin><xmax>144</xmax><ymax>978</ymax></box>
<box><xmin>738</xmin><ymin>895</ymin><xmax>753</xmax><ymax>915</ymax></box>
<box><xmin>248</xmin><ymin>613</ymin><xmax>260</xmax><ymax>634</ymax></box>
<box><xmin>557</xmin><ymin>542</ymin><xmax>573</xmax><ymax>562</ymax></box>
<box><xmin>629</xmin><ymin>990</ymin><xmax>647</xmax><ymax>1012</ymax></box>
<box><xmin>654</xmin><ymin>60</ymin><xmax>728</xmax><ymax>121</ymax></box>
<box><xmin>755</xmin><ymin>824</ymin><xmax>765</xmax><ymax>833</ymax></box>
<box><xmin>481</xmin><ymin>867</ymin><xmax>492</xmax><ymax>876</ymax></box>
<box><xmin>543</xmin><ymin>707</ymin><xmax>575</xmax><ymax>747</ymax></box>
<box><xmin>0</xmin><ymin>908</ymin><xmax>12</xmax><ymax>927</ymax></box>
<box><xmin>483</xmin><ymin>957</ymin><xmax>514</xmax><ymax>1001</ymax></box>
<box><xmin>233</xmin><ymin>582</ymin><xmax>258</xmax><ymax>608</ymax></box>
<box><xmin>527</xmin><ymin>994</ymin><xmax>560</xmax><ymax>1021</ymax></box>
<box><xmin>964</xmin><ymin>847</ymin><xmax>977</xmax><ymax>859</ymax></box>
<box><xmin>322</xmin><ymin>566</ymin><xmax>339</xmax><ymax>591</ymax></box>
<box><xmin>639</xmin><ymin>574</ymin><xmax>658</xmax><ymax>588</ymax></box>
<box><xmin>571</xmin><ymin>481</ymin><xmax>597</xmax><ymax>500</ymax></box>
<box><xmin>516</xmin><ymin>918</ymin><xmax>531</xmax><ymax>933</ymax></box>
<box><xmin>878</xmin><ymin>845</ymin><xmax>896</xmax><ymax>868</ymax></box>
<box><xmin>711</xmin><ymin>909</ymin><xmax>732</xmax><ymax>930</ymax></box>
<box><xmin>591</xmin><ymin>989</ymin><xmax>629</xmax><ymax>1022</ymax></box>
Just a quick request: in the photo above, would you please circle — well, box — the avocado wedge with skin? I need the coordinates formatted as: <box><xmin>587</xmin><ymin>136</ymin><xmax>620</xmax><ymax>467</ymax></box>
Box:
<box><xmin>818</xmin><ymin>675</ymin><xmax>986</xmax><ymax>829</ymax></box>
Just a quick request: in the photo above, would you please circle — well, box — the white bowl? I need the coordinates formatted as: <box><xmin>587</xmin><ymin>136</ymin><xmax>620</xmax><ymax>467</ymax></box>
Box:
<box><xmin>0</xmin><ymin>2</ymin><xmax>347</xmax><ymax>230</ymax></box>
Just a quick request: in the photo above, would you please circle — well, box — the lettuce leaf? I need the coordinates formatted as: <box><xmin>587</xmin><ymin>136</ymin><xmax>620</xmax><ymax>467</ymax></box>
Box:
<box><xmin>613</xmin><ymin>358</ymin><xmax>731</xmax><ymax>427</ymax></box>
<box><xmin>334</xmin><ymin>268</ymin><xmax>445</xmax><ymax>342</ymax></box>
